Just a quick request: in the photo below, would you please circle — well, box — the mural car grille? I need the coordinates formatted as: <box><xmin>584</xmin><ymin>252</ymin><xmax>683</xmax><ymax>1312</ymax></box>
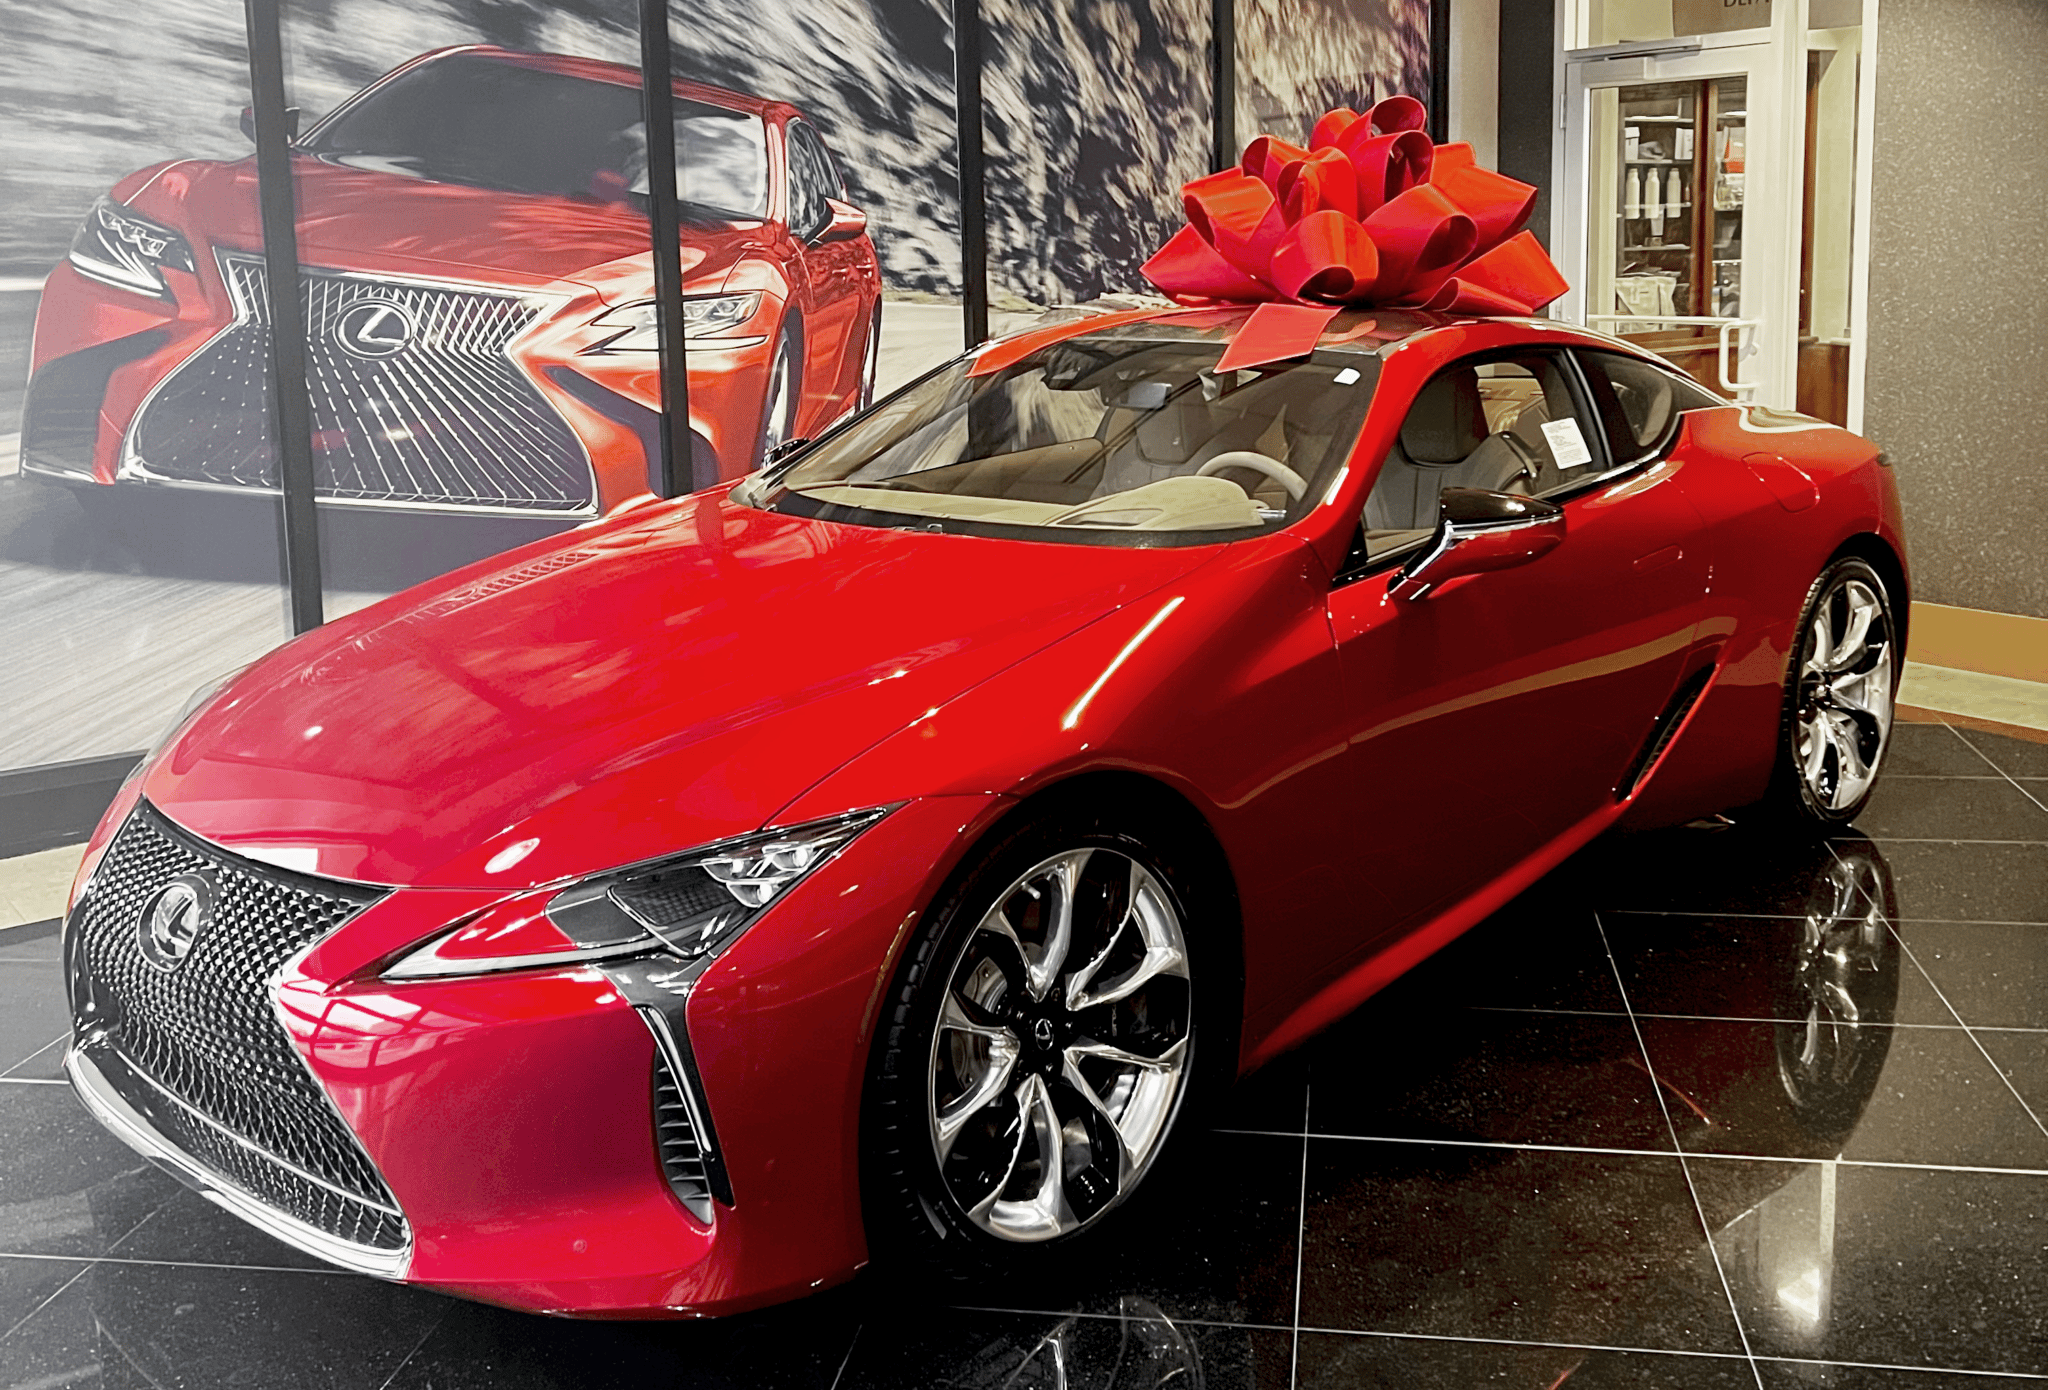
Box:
<box><xmin>68</xmin><ymin>801</ymin><xmax>407</xmax><ymax>1251</ymax></box>
<box><xmin>126</xmin><ymin>256</ymin><xmax>595</xmax><ymax>512</ymax></box>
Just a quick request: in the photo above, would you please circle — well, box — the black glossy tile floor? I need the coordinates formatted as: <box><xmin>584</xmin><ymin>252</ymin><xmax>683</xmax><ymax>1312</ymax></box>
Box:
<box><xmin>3</xmin><ymin>718</ymin><xmax>2045</xmax><ymax>1388</ymax></box>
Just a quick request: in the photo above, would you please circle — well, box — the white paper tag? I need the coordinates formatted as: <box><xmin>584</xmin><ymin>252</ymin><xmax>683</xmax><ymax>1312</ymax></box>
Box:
<box><xmin>1540</xmin><ymin>417</ymin><xmax>1595</xmax><ymax>468</ymax></box>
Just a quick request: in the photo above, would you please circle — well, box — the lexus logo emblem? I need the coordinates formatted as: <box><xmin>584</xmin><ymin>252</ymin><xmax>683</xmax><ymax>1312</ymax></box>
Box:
<box><xmin>332</xmin><ymin>299</ymin><xmax>414</xmax><ymax>359</ymax></box>
<box><xmin>136</xmin><ymin>874</ymin><xmax>213</xmax><ymax>972</ymax></box>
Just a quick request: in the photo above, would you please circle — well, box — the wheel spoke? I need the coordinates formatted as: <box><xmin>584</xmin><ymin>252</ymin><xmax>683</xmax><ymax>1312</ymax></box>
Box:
<box><xmin>963</xmin><ymin>1078</ymin><xmax>1034</xmax><ymax>1225</ymax></box>
<box><xmin>1061</xmin><ymin>1037</ymin><xmax>1190</xmax><ymax>1183</ymax></box>
<box><xmin>1066</xmin><ymin>861</ymin><xmax>1189</xmax><ymax>1011</ymax></box>
<box><xmin>1825</xmin><ymin>587</ymin><xmax>1878</xmax><ymax>674</ymax></box>
<box><xmin>1026</xmin><ymin>853</ymin><xmax>1084</xmax><ymax>1000</ymax></box>
<box><xmin>933</xmin><ymin>1025</ymin><xmax>1019</xmax><ymax>1163</ymax></box>
<box><xmin>1807</xmin><ymin>608</ymin><xmax>1835</xmax><ymax>674</ymax></box>
<box><xmin>1799</xmin><ymin>710</ymin><xmax>1830</xmax><ymax>788</ymax></box>
<box><xmin>938</xmin><ymin>987</ymin><xmax>1013</xmax><ymax>1045</ymax></box>
<box><xmin>973</xmin><ymin>1073</ymin><xmax>1071</xmax><ymax>1240</ymax></box>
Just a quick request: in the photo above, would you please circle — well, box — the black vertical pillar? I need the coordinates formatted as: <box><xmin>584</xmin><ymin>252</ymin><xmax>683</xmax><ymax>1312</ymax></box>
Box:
<box><xmin>1211</xmin><ymin>0</ymin><xmax>1236</xmax><ymax>170</ymax></box>
<box><xmin>243</xmin><ymin>0</ymin><xmax>323</xmax><ymax>633</ymax></box>
<box><xmin>640</xmin><ymin>0</ymin><xmax>698</xmax><ymax>494</ymax></box>
<box><xmin>953</xmin><ymin>0</ymin><xmax>988</xmax><ymax>349</ymax></box>
<box><xmin>1429</xmin><ymin>0</ymin><xmax>1450</xmax><ymax>141</ymax></box>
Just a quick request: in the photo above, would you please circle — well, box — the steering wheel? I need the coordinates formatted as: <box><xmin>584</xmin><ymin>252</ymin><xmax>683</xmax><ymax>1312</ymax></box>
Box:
<box><xmin>1195</xmin><ymin>450</ymin><xmax>1309</xmax><ymax>502</ymax></box>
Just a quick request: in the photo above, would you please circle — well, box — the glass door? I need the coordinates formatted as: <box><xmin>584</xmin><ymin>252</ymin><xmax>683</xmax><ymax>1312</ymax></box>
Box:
<box><xmin>1559</xmin><ymin>43</ymin><xmax>1794</xmax><ymax>407</ymax></box>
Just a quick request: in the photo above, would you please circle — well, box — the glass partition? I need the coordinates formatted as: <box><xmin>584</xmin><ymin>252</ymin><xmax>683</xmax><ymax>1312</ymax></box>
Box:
<box><xmin>0</xmin><ymin>0</ymin><xmax>293</xmax><ymax>772</ymax></box>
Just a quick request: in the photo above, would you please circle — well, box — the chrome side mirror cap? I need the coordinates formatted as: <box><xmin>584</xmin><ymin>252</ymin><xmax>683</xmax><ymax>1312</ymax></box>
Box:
<box><xmin>1391</xmin><ymin>488</ymin><xmax>1564</xmax><ymax>601</ymax></box>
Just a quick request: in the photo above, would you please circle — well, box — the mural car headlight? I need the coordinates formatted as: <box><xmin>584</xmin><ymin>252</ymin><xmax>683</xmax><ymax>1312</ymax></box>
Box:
<box><xmin>383</xmin><ymin>806</ymin><xmax>892</xmax><ymax>979</ymax></box>
<box><xmin>66</xmin><ymin>198</ymin><xmax>196</xmax><ymax>299</ymax></box>
<box><xmin>585</xmin><ymin>292</ymin><xmax>764</xmax><ymax>352</ymax></box>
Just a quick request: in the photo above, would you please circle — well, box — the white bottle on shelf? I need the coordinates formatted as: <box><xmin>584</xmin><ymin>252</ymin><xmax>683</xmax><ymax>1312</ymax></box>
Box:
<box><xmin>1625</xmin><ymin>167</ymin><xmax>1644</xmax><ymax>219</ymax></box>
<box><xmin>1664</xmin><ymin>168</ymin><xmax>1685</xmax><ymax>220</ymax></box>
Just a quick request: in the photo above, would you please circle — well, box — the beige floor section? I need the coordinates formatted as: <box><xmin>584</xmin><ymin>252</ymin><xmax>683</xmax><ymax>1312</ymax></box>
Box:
<box><xmin>1898</xmin><ymin>660</ymin><xmax>2048</xmax><ymax>734</ymax></box>
<box><xmin>0</xmin><ymin>843</ymin><xmax>83</xmax><ymax>930</ymax></box>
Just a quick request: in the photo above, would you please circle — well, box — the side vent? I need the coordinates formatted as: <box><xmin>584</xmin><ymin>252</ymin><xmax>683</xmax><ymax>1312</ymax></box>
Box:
<box><xmin>636</xmin><ymin>1005</ymin><xmax>732</xmax><ymax>1222</ymax></box>
<box><xmin>650</xmin><ymin>1045</ymin><xmax>715</xmax><ymax>1223</ymax></box>
<box><xmin>1617</xmin><ymin>664</ymin><xmax>1716</xmax><ymax>800</ymax></box>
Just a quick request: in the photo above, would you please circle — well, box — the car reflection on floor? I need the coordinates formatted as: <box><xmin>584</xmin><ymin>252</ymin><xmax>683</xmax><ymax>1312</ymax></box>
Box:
<box><xmin>6</xmin><ymin>725</ymin><xmax>2048</xmax><ymax>1389</ymax></box>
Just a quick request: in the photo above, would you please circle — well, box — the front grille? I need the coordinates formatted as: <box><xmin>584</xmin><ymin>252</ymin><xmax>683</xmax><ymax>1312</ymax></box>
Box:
<box><xmin>646</xmin><ymin>1019</ymin><xmax>715</xmax><ymax>1223</ymax></box>
<box><xmin>125</xmin><ymin>256</ymin><xmax>595</xmax><ymax>512</ymax></box>
<box><xmin>68</xmin><ymin>802</ymin><xmax>406</xmax><ymax>1251</ymax></box>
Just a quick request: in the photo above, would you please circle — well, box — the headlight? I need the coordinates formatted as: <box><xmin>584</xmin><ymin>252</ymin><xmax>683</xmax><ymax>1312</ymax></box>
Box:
<box><xmin>68</xmin><ymin>198</ymin><xmax>197</xmax><ymax>300</ymax></box>
<box><xmin>383</xmin><ymin>806</ymin><xmax>892</xmax><ymax>980</ymax></box>
<box><xmin>583</xmin><ymin>293</ymin><xmax>764</xmax><ymax>352</ymax></box>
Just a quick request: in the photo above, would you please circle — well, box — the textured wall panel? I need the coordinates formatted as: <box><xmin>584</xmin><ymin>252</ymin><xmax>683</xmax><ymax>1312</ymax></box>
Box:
<box><xmin>1864</xmin><ymin>0</ymin><xmax>2048</xmax><ymax>618</ymax></box>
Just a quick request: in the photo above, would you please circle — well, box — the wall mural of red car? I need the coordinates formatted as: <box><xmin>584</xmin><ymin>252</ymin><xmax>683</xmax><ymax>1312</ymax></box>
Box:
<box><xmin>60</xmin><ymin>305</ymin><xmax>1906</xmax><ymax>1317</ymax></box>
<box><xmin>21</xmin><ymin>46</ymin><xmax>883</xmax><ymax>519</ymax></box>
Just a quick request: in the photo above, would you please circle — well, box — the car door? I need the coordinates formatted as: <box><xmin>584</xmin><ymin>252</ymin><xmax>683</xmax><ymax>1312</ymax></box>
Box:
<box><xmin>1325</xmin><ymin>345</ymin><xmax>1712</xmax><ymax>936</ymax></box>
<box><xmin>783</xmin><ymin>121</ymin><xmax>865</xmax><ymax>427</ymax></box>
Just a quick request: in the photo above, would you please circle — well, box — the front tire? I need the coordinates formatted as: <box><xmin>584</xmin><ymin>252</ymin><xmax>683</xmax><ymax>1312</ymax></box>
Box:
<box><xmin>1758</xmin><ymin>556</ymin><xmax>1899</xmax><ymax>829</ymax></box>
<box><xmin>752</xmin><ymin>323</ymin><xmax>802</xmax><ymax>468</ymax></box>
<box><xmin>863</xmin><ymin>799</ymin><xmax>1221</xmax><ymax>1270</ymax></box>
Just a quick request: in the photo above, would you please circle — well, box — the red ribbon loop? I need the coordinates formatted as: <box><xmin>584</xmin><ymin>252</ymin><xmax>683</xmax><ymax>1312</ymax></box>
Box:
<box><xmin>1144</xmin><ymin>101</ymin><xmax>1567</xmax><ymax>316</ymax></box>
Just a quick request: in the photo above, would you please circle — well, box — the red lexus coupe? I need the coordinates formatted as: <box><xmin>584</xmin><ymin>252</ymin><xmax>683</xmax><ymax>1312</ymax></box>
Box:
<box><xmin>22</xmin><ymin>46</ymin><xmax>882</xmax><ymax>518</ymax></box>
<box><xmin>62</xmin><ymin>305</ymin><xmax>1905</xmax><ymax>1317</ymax></box>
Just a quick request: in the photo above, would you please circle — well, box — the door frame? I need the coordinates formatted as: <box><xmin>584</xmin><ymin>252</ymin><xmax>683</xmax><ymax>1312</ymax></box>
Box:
<box><xmin>1547</xmin><ymin>0</ymin><xmax>1881</xmax><ymax>428</ymax></box>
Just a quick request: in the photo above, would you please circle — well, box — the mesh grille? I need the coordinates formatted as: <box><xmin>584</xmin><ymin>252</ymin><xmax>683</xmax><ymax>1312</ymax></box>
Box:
<box><xmin>70</xmin><ymin>802</ymin><xmax>406</xmax><ymax>1250</ymax></box>
<box><xmin>126</xmin><ymin>257</ymin><xmax>595</xmax><ymax>512</ymax></box>
<box><xmin>649</xmin><ymin>1032</ymin><xmax>714</xmax><ymax>1223</ymax></box>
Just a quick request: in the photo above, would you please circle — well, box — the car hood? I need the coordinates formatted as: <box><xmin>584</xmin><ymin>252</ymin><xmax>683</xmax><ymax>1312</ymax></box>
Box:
<box><xmin>147</xmin><ymin>157</ymin><xmax>762</xmax><ymax>290</ymax></box>
<box><xmin>143</xmin><ymin>494</ymin><xmax>1217</xmax><ymax>890</ymax></box>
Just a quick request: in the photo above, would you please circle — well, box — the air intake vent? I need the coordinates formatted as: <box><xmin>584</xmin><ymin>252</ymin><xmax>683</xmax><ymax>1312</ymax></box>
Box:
<box><xmin>651</xmin><ymin>1044</ymin><xmax>715</xmax><ymax>1223</ymax></box>
<box><xmin>1617</xmin><ymin>664</ymin><xmax>1716</xmax><ymax>800</ymax></box>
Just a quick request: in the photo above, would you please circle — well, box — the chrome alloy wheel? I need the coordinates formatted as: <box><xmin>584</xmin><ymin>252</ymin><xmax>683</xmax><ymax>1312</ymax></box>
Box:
<box><xmin>926</xmin><ymin>848</ymin><xmax>1193</xmax><ymax>1243</ymax></box>
<box><xmin>1792</xmin><ymin>575</ymin><xmax>1895</xmax><ymax>812</ymax></box>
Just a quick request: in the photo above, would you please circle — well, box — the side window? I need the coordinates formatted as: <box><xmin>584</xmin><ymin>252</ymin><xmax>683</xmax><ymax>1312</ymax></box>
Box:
<box><xmin>1576</xmin><ymin>350</ymin><xmax>1726</xmax><ymax>467</ymax></box>
<box><xmin>1352</xmin><ymin>352</ymin><xmax>1604</xmax><ymax>567</ymax></box>
<box><xmin>785</xmin><ymin>123</ymin><xmax>832</xmax><ymax>239</ymax></box>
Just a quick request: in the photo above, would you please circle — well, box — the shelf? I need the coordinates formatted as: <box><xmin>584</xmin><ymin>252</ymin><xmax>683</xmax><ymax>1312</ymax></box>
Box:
<box><xmin>1626</xmin><ymin>159</ymin><xmax>1692</xmax><ymax>166</ymax></box>
<box><xmin>1625</xmin><ymin>115</ymin><xmax>1694</xmax><ymax>123</ymax></box>
<box><xmin>1622</xmin><ymin>243</ymin><xmax>1693</xmax><ymax>251</ymax></box>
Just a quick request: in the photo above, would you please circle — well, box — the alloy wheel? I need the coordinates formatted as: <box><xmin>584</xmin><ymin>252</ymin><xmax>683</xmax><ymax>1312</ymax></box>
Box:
<box><xmin>926</xmin><ymin>847</ymin><xmax>1193</xmax><ymax>1243</ymax></box>
<box><xmin>1792</xmin><ymin>574</ymin><xmax>1894</xmax><ymax>812</ymax></box>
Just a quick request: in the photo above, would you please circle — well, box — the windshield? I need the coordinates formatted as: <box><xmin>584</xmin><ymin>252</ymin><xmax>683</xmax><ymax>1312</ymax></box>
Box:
<box><xmin>761</xmin><ymin>334</ymin><xmax>1379</xmax><ymax>545</ymax></box>
<box><xmin>308</xmin><ymin>53</ymin><xmax>770</xmax><ymax>220</ymax></box>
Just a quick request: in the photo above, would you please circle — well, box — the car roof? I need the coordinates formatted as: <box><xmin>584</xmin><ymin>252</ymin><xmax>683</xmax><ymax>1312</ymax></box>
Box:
<box><xmin>411</xmin><ymin>45</ymin><xmax>786</xmax><ymax>121</ymax></box>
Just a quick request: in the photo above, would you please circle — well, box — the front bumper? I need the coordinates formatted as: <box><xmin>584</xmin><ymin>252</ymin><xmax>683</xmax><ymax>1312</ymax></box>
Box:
<box><xmin>64</xmin><ymin>792</ymin><xmax>1006</xmax><ymax>1316</ymax></box>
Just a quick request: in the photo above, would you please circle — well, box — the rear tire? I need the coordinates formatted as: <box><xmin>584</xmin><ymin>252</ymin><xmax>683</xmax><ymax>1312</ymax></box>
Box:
<box><xmin>1755</xmin><ymin>555</ymin><xmax>1899</xmax><ymax>830</ymax></box>
<box><xmin>861</xmin><ymin>794</ymin><xmax>1231</xmax><ymax>1276</ymax></box>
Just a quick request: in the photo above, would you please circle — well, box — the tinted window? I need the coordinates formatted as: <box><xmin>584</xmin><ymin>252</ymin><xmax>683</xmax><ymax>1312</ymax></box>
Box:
<box><xmin>785</xmin><ymin>123</ymin><xmax>836</xmax><ymax>236</ymax></box>
<box><xmin>1576</xmin><ymin>350</ymin><xmax>1727</xmax><ymax>466</ymax></box>
<box><xmin>310</xmin><ymin>54</ymin><xmax>769</xmax><ymax>220</ymax></box>
<box><xmin>762</xmin><ymin>338</ymin><xmax>1379</xmax><ymax>544</ymax></box>
<box><xmin>1355</xmin><ymin>352</ymin><xmax>1603</xmax><ymax>564</ymax></box>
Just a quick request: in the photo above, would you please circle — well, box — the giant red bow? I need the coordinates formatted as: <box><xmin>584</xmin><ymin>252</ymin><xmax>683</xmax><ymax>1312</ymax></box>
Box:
<box><xmin>1142</xmin><ymin>96</ymin><xmax>1567</xmax><ymax>316</ymax></box>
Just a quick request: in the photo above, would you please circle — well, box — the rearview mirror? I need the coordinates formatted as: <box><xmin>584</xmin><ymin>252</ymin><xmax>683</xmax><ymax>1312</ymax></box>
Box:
<box><xmin>1391</xmin><ymin>488</ymin><xmax>1563</xmax><ymax>601</ymax></box>
<box><xmin>812</xmin><ymin>198</ymin><xmax>868</xmax><ymax>244</ymax></box>
<box><xmin>239</xmin><ymin>105</ymin><xmax>302</xmax><ymax>144</ymax></box>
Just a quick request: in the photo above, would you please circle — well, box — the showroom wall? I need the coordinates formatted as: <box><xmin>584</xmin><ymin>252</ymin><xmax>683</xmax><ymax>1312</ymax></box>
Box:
<box><xmin>1862</xmin><ymin>0</ymin><xmax>2048</xmax><ymax>619</ymax></box>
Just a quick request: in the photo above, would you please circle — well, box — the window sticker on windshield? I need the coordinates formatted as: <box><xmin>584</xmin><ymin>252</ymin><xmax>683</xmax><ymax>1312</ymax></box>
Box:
<box><xmin>1540</xmin><ymin>417</ymin><xmax>1595</xmax><ymax>468</ymax></box>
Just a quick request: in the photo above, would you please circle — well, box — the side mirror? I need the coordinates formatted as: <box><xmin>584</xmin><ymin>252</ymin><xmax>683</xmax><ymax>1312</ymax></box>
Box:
<box><xmin>1391</xmin><ymin>487</ymin><xmax>1563</xmax><ymax>601</ymax></box>
<box><xmin>239</xmin><ymin>106</ymin><xmax>302</xmax><ymax>144</ymax></box>
<box><xmin>812</xmin><ymin>198</ymin><xmax>867</xmax><ymax>244</ymax></box>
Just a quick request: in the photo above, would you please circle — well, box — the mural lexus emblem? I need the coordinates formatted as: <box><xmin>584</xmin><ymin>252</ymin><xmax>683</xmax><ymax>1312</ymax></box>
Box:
<box><xmin>332</xmin><ymin>299</ymin><xmax>415</xmax><ymax>359</ymax></box>
<box><xmin>136</xmin><ymin>874</ymin><xmax>214</xmax><ymax>971</ymax></box>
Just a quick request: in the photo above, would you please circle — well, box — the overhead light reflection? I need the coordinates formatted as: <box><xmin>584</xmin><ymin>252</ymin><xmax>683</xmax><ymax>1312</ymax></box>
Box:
<box><xmin>1061</xmin><ymin>596</ymin><xmax>1185</xmax><ymax>731</ymax></box>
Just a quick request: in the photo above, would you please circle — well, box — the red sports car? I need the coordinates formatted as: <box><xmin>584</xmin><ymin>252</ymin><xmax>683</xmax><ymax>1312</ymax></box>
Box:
<box><xmin>22</xmin><ymin>46</ymin><xmax>882</xmax><ymax>518</ymax></box>
<box><xmin>60</xmin><ymin>305</ymin><xmax>1905</xmax><ymax>1317</ymax></box>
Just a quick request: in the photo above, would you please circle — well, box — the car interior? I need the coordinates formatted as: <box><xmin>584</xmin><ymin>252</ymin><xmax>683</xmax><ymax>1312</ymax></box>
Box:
<box><xmin>1357</xmin><ymin>356</ymin><xmax>1606</xmax><ymax>562</ymax></box>
<box><xmin>785</xmin><ymin>341</ymin><xmax>1372</xmax><ymax>533</ymax></box>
